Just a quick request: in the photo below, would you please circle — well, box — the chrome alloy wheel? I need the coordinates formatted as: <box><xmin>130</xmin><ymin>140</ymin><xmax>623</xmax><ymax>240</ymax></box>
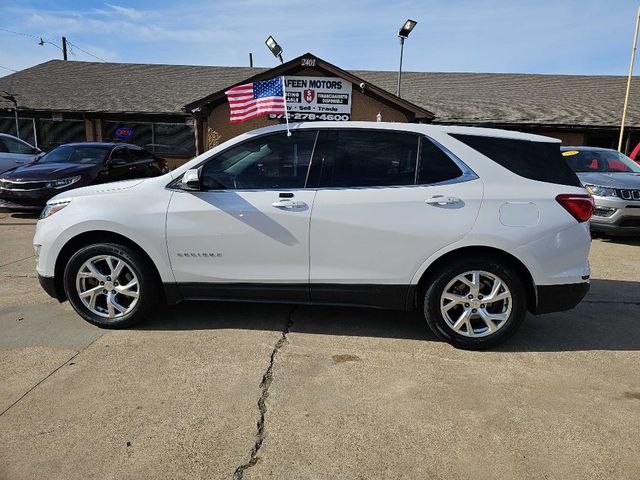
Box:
<box><xmin>440</xmin><ymin>270</ymin><xmax>512</xmax><ymax>338</ymax></box>
<box><xmin>75</xmin><ymin>255</ymin><xmax>139</xmax><ymax>319</ymax></box>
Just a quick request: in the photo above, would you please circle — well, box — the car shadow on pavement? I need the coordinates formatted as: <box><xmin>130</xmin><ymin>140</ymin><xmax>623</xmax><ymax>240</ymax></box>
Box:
<box><xmin>136</xmin><ymin>279</ymin><xmax>639</xmax><ymax>351</ymax></box>
<box><xmin>594</xmin><ymin>235</ymin><xmax>640</xmax><ymax>247</ymax></box>
<box><xmin>137</xmin><ymin>301</ymin><xmax>431</xmax><ymax>341</ymax></box>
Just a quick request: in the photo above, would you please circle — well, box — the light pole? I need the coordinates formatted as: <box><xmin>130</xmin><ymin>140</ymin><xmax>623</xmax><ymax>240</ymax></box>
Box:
<box><xmin>0</xmin><ymin>91</ymin><xmax>19</xmax><ymax>138</ymax></box>
<box><xmin>265</xmin><ymin>36</ymin><xmax>284</xmax><ymax>64</ymax></box>
<box><xmin>396</xmin><ymin>19</ymin><xmax>417</xmax><ymax>98</ymax></box>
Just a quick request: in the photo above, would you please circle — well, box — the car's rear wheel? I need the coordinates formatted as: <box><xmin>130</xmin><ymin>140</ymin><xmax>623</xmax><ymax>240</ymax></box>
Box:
<box><xmin>63</xmin><ymin>243</ymin><xmax>160</xmax><ymax>328</ymax></box>
<box><xmin>423</xmin><ymin>257</ymin><xmax>527</xmax><ymax>349</ymax></box>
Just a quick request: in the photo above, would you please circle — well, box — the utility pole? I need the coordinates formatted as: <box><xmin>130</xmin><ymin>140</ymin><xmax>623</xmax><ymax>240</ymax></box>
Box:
<box><xmin>619</xmin><ymin>6</ymin><xmax>640</xmax><ymax>153</ymax></box>
<box><xmin>62</xmin><ymin>36</ymin><xmax>68</xmax><ymax>61</ymax></box>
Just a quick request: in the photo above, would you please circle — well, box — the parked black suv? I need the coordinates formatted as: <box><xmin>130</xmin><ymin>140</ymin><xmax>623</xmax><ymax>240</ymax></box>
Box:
<box><xmin>0</xmin><ymin>142</ymin><xmax>168</xmax><ymax>211</ymax></box>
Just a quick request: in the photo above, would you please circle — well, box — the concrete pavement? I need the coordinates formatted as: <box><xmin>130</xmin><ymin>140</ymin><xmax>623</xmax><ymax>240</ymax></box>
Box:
<box><xmin>0</xmin><ymin>212</ymin><xmax>639</xmax><ymax>479</ymax></box>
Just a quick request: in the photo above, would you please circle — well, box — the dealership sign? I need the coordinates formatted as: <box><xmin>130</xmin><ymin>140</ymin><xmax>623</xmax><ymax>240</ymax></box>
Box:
<box><xmin>268</xmin><ymin>76</ymin><xmax>352</xmax><ymax>121</ymax></box>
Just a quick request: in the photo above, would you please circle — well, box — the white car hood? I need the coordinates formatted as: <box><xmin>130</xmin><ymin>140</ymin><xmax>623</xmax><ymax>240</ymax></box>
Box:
<box><xmin>48</xmin><ymin>179</ymin><xmax>146</xmax><ymax>203</ymax></box>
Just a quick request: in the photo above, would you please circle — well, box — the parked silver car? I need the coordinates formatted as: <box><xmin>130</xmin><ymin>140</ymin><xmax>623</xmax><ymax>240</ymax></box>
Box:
<box><xmin>562</xmin><ymin>146</ymin><xmax>640</xmax><ymax>235</ymax></box>
<box><xmin>0</xmin><ymin>133</ymin><xmax>42</xmax><ymax>174</ymax></box>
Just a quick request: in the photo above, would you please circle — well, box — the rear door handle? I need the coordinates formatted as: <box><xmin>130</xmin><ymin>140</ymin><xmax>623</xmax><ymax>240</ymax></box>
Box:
<box><xmin>425</xmin><ymin>195</ymin><xmax>462</xmax><ymax>205</ymax></box>
<box><xmin>272</xmin><ymin>199</ymin><xmax>306</xmax><ymax>209</ymax></box>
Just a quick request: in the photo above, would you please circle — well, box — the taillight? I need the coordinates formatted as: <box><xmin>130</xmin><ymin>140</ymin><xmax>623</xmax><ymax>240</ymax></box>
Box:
<box><xmin>555</xmin><ymin>194</ymin><xmax>594</xmax><ymax>223</ymax></box>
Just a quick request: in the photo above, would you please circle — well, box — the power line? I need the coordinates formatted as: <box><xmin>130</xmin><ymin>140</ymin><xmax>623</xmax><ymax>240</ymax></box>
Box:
<box><xmin>65</xmin><ymin>40</ymin><xmax>108</xmax><ymax>62</ymax></box>
<box><xmin>0</xmin><ymin>27</ymin><xmax>108</xmax><ymax>62</ymax></box>
<box><xmin>0</xmin><ymin>64</ymin><xmax>18</xmax><ymax>73</ymax></box>
<box><xmin>0</xmin><ymin>26</ymin><xmax>55</xmax><ymax>42</ymax></box>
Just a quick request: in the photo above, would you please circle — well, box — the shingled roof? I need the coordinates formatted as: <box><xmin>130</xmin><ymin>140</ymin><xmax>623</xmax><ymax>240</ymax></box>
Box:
<box><xmin>1</xmin><ymin>59</ymin><xmax>638</xmax><ymax>127</ymax></box>
<box><xmin>0</xmin><ymin>60</ymin><xmax>268</xmax><ymax>115</ymax></box>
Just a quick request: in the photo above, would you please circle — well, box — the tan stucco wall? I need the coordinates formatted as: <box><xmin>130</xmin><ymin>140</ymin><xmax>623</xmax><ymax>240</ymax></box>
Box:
<box><xmin>204</xmin><ymin>70</ymin><xmax>411</xmax><ymax>148</ymax></box>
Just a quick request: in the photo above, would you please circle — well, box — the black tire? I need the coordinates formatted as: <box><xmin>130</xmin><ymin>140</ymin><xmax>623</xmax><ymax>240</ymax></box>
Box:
<box><xmin>63</xmin><ymin>242</ymin><xmax>160</xmax><ymax>328</ymax></box>
<box><xmin>423</xmin><ymin>256</ymin><xmax>528</xmax><ymax>350</ymax></box>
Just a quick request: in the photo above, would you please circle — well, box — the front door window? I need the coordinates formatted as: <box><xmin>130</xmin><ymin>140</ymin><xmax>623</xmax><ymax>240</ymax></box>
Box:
<box><xmin>200</xmin><ymin>131</ymin><xmax>318</xmax><ymax>190</ymax></box>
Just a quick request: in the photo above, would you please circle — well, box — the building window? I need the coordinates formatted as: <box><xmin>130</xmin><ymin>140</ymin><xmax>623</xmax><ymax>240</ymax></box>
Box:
<box><xmin>0</xmin><ymin>117</ymin><xmax>38</xmax><ymax>147</ymax></box>
<box><xmin>103</xmin><ymin>121</ymin><xmax>195</xmax><ymax>158</ymax></box>
<box><xmin>39</xmin><ymin>120</ymin><xmax>86</xmax><ymax>151</ymax></box>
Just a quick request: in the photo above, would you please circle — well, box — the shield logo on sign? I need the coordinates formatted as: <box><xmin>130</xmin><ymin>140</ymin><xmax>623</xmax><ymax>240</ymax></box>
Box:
<box><xmin>303</xmin><ymin>89</ymin><xmax>315</xmax><ymax>103</ymax></box>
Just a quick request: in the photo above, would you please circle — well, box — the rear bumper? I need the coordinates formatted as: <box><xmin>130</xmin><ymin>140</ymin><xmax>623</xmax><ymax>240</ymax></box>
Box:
<box><xmin>532</xmin><ymin>282</ymin><xmax>589</xmax><ymax>314</ymax></box>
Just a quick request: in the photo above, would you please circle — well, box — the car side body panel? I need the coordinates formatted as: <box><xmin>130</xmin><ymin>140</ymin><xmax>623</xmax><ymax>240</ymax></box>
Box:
<box><xmin>33</xmin><ymin>177</ymin><xmax>176</xmax><ymax>284</ymax></box>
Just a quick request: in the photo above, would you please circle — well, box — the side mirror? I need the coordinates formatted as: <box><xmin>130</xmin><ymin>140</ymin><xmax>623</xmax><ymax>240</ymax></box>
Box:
<box><xmin>32</xmin><ymin>147</ymin><xmax>42</xmax><ymax>155</ymax></box>
<box><xmin>181</xmin><ymin>168</ymin><xmax>201</xmax><ymax>191</ymax></box>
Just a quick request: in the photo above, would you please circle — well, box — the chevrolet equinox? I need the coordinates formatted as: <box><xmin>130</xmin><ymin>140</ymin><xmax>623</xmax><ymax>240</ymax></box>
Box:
<box><xmin>33</xmin><ymin>122</ymin><xmax>593</xmax><ymax>349</ymax></box>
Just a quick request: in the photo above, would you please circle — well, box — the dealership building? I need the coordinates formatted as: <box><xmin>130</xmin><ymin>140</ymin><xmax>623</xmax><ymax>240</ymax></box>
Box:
<box><xmin>1</xmin><ymin>52</ymin><xmax>640</xmax><ymax>165</ymax></box>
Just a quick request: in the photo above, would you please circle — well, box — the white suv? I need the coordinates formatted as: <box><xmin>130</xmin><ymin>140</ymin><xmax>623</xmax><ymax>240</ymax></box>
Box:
<box><xmin>33</xmin><ymin>122</ymin><xmax>593</xmax><ymax>349</ymax></box>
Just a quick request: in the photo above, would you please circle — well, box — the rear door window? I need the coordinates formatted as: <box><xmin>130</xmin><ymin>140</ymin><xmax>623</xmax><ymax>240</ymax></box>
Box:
<box><xmin>110</xmin><ymin>148</ymin><xmax>130</xmax><ymax>163</ymax></box>
<box><xmin>128</xmin><ymin>148</ymin><xmax>151</xmax><ymax>161</ymax></box>
<box><xmin>451</xmin><ymin>134</ymin><xmax>581</xmax><ymax>187</ymax></box>
<box><xmin>318</xmin><ymin>130</ymin><xmax>418</xmax><ymax>187</ymax></box>
<box><xmin>418</xmin><ymin>137</ymin><xmax>464</xmax><ymax>184</ymax></box>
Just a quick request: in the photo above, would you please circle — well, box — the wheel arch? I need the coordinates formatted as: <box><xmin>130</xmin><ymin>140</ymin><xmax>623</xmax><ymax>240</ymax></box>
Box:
<box><xmin>53</xmin><ymin>230</ymin><xmax>167</xmax><ymax>303</ymax></box>
<box><xmin>410</xmin><ymin>245</ymin><xmax>537</xmax><ymax>312</ymax></box>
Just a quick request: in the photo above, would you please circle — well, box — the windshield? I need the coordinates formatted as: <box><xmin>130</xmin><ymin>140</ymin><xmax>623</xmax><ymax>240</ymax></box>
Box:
<box><xmin>563</xmin><ymin>149</ymin><xmax>640</xmax><ymax>173</ymax></box>
<box><xmin>38</xmin><ymin>145</ymin><xmax>111</xmax><ymax>165</ymax></box>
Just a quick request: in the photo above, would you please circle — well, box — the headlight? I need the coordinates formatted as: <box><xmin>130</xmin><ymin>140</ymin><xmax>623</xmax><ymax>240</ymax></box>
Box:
<box><xmin>45</xmin><ymin>176</ymin><xmax>81</xmax><ymax>189</ymax></box>
<box><xmin>40</xmin><ymin>201</ymin><xmax>71</xmax><ymax>219</ymax></box>
<box><xmin>584</xmin><ymin>184</ymin><xmax>618</xmax><ymax>197</ymax></box>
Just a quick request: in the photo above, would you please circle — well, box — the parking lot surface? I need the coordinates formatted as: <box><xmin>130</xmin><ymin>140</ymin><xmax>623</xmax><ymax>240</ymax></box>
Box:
<box><xmin>1</xmin><ymin>212</ymin><xmax>639</xmax><ymax>479</ymax></box>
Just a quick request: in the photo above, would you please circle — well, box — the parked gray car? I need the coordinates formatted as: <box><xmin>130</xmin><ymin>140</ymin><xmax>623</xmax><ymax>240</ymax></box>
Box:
<box><xmin>562</xmin><ymin>146</ymin><xmax>640</xmax><ymax>235</ymax></box>
<box><xmin>0</xmin><ymin>133</ymin><xmax>42</xmax><ymax>174</ymax></box>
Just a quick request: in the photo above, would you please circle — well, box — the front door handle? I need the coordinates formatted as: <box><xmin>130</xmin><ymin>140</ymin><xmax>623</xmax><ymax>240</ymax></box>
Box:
<box><xmin>425</xmin><ymin>195</ymin><xmax>462</xmax><ymax>205</ymax></box>
<box><xmin>272</xmin><ymin>199</ymin><xmax>306</xmax><ymax>209</ymax></box>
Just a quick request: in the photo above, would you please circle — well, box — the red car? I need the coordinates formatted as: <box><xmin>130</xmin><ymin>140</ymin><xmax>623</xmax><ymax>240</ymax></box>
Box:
<box><xmin>629</xmin><ymin>143</ymin><xmax>640</xmax><ymax>164</ymax></box>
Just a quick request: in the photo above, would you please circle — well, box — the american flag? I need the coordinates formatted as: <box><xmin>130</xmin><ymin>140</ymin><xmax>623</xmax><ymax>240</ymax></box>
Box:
<box><xmin>225</xmin><ymin>77</ymin><xmax>286</xmax><ymax>123</ymax></box>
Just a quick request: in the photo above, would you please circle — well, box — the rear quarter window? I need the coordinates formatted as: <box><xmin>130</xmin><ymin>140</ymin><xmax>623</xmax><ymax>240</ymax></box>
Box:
<box><xmin>450</xmin><ymin>134</ymin><xmax>581</xmax><ymax>187</ymax></box>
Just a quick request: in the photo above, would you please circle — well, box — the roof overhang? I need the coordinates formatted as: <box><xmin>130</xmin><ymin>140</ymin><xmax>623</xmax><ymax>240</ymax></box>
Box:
<box><xmin>183</xmin><ymin>52</ymin><xmax>435</xmax><ymax>121</ymax></box>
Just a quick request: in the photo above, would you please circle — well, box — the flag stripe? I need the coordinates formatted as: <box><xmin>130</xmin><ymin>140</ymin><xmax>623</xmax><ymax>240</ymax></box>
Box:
<box><xmin>230</xmin><ymin>99</ymin><xmax>285</xmax><ymax>114</ymax></box>
<box><xmin>230</xmin><ymin>105</ymin><xmax>285</xmax><ymax>121</ymax></box>
<box><xmin>225</xmin><ymin>77</ymin><xmax>285</xmax><ymax>123</ymax></box>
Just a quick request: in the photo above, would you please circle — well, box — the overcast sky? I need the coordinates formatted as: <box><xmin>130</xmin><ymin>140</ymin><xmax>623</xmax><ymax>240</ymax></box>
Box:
<box><xmin>1</xmin><ymin>0</ymin><xmax>639</xmax><ymax>77</ymax></box>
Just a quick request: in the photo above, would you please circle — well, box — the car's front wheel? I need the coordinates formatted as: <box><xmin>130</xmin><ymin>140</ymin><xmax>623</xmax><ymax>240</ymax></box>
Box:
<box><xmin>63</xmin><ymin>243</ymin><xmax>160</xmax><ymax>328</ymax></box>
<box><xmin>423</xmin><ymin>257</ymin><xmax>528</xmax><ymax>349</ymax></box>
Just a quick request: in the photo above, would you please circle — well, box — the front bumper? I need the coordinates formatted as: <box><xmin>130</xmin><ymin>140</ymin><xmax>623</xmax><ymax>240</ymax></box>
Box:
<box><xmin>532</xmin><ymin>282</ymin><xmax>590</xmax><ymax>314</ymax></box>
<box><xmin>0</xmin><ymin>187</ymin><xmax>55</xmax><ymax>211</ymax></box>
<box><xmin>38</xmin><ymin>274</ymin><xmax>65</xmax><ymax>302</ymax></box>
<box><xmin>590</xmin><ymin>195</ymin><xmax>640</xmax><ymax>235</ymax></box>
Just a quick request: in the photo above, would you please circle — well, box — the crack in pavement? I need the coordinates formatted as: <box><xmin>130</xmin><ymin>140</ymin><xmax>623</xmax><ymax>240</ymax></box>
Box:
<box><xmin>0</xmin><ymin>255</ymin><xmax>35</xmax><ymax>269</ymax></box>
<box><xmin>233</xmin><ymin>307</ymin><xmax>296</xmax><ymax>480</ymax></box>
<box><xmin>0</xmin><ymin>334</ymin><xmax>103</xmax><ymax>418</ymax></box>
